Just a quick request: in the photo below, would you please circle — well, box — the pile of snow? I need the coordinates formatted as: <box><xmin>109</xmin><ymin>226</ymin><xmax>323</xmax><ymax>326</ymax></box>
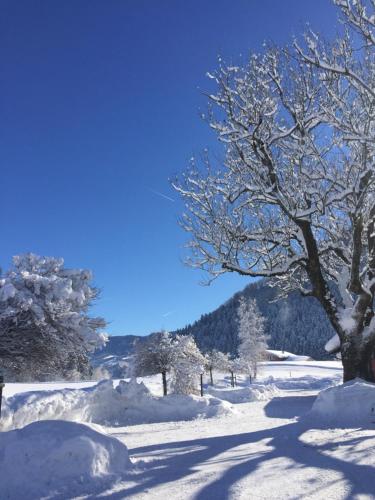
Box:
<box><xmin>308</xmin><ymin>379</ymin><xmax>375</xmax><ymax>427</ymax></box>
<box><xmin>208</xmin><ymin>383</ymin><xmax>279</xmax><ymax>404</ymax></box>
<box><xmin>1</xmin><ymin>379</ymin><xmax>233</xmax><ymax>430</ymax></box>
<box><xmin>0</xmin><ymin>420</ymin><xmax>131</xmax><ymax>499</ymax></box>
<box><xmin>268</xmin><ymin>374</ymin><xmax>340</xmax><ymax>391</ymax></box>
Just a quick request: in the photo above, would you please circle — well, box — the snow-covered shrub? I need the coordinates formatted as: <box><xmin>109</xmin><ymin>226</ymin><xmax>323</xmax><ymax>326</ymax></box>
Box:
<box><xmin>0</xmin><ymin>253</ymin><xmax>107</xmax><ymax>381</ymax></box>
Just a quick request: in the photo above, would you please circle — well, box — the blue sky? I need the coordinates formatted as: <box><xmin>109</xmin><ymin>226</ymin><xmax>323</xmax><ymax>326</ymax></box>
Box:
<box><xmin>1</xmin><ymin>0</ymin><xmax>338</xmax><ymax>336</ymax></box>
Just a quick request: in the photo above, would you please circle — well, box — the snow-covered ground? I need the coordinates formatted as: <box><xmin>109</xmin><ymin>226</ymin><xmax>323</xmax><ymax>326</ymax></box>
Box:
<box><xmin>3</xmin><ymin>360</ymin><xmax>375</xmax><ymax>499</ymax></box>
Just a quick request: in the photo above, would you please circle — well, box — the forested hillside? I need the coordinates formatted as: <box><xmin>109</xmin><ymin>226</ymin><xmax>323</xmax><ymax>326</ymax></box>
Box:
<box><xmin>175</xmin><ymin>280</ymin><xmax>336</xmax><ymax>359</ymax></box>
<box><xmin>96</xmin><ymin>280</ymin><xmax>336</xmax><ymax>362</ymax></box>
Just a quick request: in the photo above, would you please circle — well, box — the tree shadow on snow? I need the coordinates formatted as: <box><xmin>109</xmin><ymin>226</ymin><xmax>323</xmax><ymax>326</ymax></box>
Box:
<box><xmin>264</xmin><ymin>395</ymin><xmax>316</xmax><ymax>419</ymax></box>
<box><xmin>92</xmin><ymin>394</ymin><xmax>375</xmax><ymax>499</ymax></box>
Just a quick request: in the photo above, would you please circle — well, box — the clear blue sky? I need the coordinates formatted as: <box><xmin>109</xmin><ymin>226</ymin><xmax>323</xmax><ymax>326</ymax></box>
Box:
<box><xmin>1</xmin><ymin>0</ymin><xmax>338</xmax><ymax>336</ymax></box>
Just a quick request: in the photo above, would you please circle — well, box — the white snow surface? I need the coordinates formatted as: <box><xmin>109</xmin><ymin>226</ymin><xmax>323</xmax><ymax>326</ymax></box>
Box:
<box><xmin>208</xmin><ymin>382</ymin><xmax>280</xmax><ymax>403</ymax></box>
<box><xmin>5</xmin><ymin>360</ymin><xmax>375</xmax><ymax>499</ymax></box>
<box><xmin>1</xmin><ymin>378</ymin><xmax>233</xmax><ymax>430</ymax></box>
<box><xmin>308</xmin><ymin>378</ymin><xmax>375</xmax><ymax>427</ymax></box>
<box><xmin>0</xmin><ymin>420</ymin><xmax>131</xmax><ymax>500</ymax></box>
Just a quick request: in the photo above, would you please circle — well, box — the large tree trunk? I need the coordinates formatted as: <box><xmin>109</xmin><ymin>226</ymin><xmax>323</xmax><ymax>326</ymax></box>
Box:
<box><xmin>209</xmin><ymin>367</ymin><xmax>213</xmax><ymax>386</ymax></box>
<box><xmin>161</xmin><ymin>371</ymin><xmax>167</xmax><ymax>396</ymax></box>
<box><xmin>341</xmin><ymin>341</ymin><xmax>375</xmax><ymax>383</ymax></box>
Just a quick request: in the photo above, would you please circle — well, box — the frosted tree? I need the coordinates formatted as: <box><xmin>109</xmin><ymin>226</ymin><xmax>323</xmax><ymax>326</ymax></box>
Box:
<box><xmin>134</xmin><ymin>331</ymin><xmax>178</xmax><ymax>396</ymax></box>
<box><xmin>227</xmin><ymin>358</ymin><xmax>239</xmax><ymax>388</ymax></box>
<box><xmin>205</xmin><ymin>349</ymin><xmax>230</xmax><ymax>385</ymax></box>
<box><xmin>174</xmin><ymin>0</ymin><xmax>375</xmax><ymax>382</ymax></box>
<box><xmin>0</xmin><ymin>253</ymin><xmax>107</xmax><ymax>381</ymax></box>
<box><xmin>172</xmin><ymin>335</ymin><xmax>206</xmax><ymax>395</ymax></box>
<box><xmin>230</xmin><ymin>357</ymin><xmax>248</xmax><ymax>386</ymax></box>
<box><xmin>237</xmin><ymin>297</ymin><xmax>267</xmax><ymax>381</ymax></box>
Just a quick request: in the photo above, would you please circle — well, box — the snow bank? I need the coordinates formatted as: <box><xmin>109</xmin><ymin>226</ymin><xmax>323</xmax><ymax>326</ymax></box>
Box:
<box><xmin>269</xmin><ymin>374</ymin><xmax>340</xmax><ymax>391</ymax></box>
<box><xmin>0</xmin><ymin>420</ymin><xmax>131</xmax><ymax>500</ymax></box>
<box><xmin>308</xmin><ymin>379</ymin><xmax>375</xmax><ymax>427</ymax></box>
<box><xmin>208</xmin><ymin>383</ymin><xmax>279</xmax><ymax>404</ymax></box>
<box><xmin>1</xmin><ymin>379</ymin><xmax>233</xmax><ymax>430</ymax></box>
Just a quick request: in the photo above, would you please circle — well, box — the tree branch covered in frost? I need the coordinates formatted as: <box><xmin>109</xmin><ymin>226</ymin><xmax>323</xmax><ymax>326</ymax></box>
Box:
<box><xmin>174</xmin><ymin>1</ymin><xmax>375</xmax><ymax>381</ymax></box>
<box><xmin>0</xmin><ymin>253</ymin><xmax>107</xmax><ymax>381</ymax></box>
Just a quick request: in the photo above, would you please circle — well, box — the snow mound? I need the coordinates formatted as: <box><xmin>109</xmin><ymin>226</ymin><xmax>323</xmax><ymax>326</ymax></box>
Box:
<box><xmin>1</xmin><ymin>379</ymin><xmax>233</xmax><ymax>430</ymax></box>
<box><xmin>308</xmin><ymin>379</ymin><xmax>375</xmax><ymax>427</ymax></box>
<box><xmin>208</xmin><ymin>383</ymin><xmax>279</xmax><ymax>404</ymax></box>
<box><xmin>0</xmin><ymin>420</ymin><xmax>131</xmax><ymax>500</ymax></box>
<box><xmin>269</xmin><ymin>375</ymin><xmax>340</xmax><ymax>391</ymax></box>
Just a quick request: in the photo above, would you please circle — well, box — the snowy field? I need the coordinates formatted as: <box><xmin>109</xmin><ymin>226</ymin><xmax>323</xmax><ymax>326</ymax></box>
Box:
<box><xmin>3</xmin><ymin>360</ymin><xmax>375</xmax><ymax>499</ymax></box>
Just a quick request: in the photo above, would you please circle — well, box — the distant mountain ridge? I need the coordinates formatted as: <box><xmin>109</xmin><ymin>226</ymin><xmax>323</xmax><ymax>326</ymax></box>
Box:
<box><xmin>93</xmin><ymin>279</ymin><xmax>336</xmax><ymax>364</ymax></box>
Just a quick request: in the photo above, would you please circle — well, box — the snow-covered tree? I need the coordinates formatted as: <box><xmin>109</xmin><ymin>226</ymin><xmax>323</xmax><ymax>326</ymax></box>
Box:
<box><xmin>134</xmin><ymin>332</ymin><xmax>206</xmax><ymax>396</ymax></box>
<box><xmin>174</xmin><ymin>0</ymin><xmax>375</xmax><ymax>382</ymax></box>
<box><xmin>237</xmin><ymin>297</ymin><xmax>268</xmax><ymax>381</ymax></box>
<box><xmin>205</xmin><ymin>349</ymin><xmax>230</xmax><ymax>385</ymax></box>
<box><xmin>0</xmin><ymin>253</ymin><xmax>107</xmax><ymax>381</ymax></box>
<box><xmin>172</xmin><ymin>335</ymin><xmax>206</xmax><ymax>395</ymax></box>
<box><xmin>134</xmin><ymin>331</ymin><xmax>177</xmax><ymax>396</ymax></box>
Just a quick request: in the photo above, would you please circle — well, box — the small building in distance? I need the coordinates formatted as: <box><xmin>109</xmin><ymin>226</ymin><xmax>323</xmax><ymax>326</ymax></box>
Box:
<box><xmin>264</xmin><ymin>350</ymin><xmax>313</xmax><ymax>362</ymax></box>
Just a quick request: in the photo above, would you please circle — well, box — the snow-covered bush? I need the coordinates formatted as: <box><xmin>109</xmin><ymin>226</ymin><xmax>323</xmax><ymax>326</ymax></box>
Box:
<box><xmin>0</xmin><ymin>253</ymin><xmax>107</xmax><ymax>381</ymax></box>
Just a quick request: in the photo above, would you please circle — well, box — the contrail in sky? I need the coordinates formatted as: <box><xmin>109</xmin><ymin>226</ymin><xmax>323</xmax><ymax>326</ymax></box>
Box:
<box><xmin>148</xmin><ymin>187</ymin><xmax>175</xmax><ymax>203</ymax></box>
<box><xmin>162</xmin><ymin>310</ymin><xmax>174</xmax><ymax>318</ymax></box>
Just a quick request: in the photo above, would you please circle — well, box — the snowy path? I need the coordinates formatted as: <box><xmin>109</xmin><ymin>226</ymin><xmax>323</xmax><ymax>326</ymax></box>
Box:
<box><xmin>102</xmin><ymin>394</ymin><xmax>372</xmax><ymax>499</ymax></box>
